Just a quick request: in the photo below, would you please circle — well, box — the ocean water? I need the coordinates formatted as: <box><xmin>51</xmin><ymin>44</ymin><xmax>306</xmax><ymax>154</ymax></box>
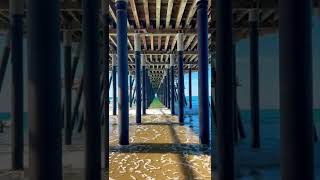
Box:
<box><xmin>1</xmin><ymin>96</ymin><xmax>319</xmax><ymax>137</ymax></box>
<box><xmin>181</xmin><ymin>96</ymin><xmax>320</xmax><ymax>141</ymax></box>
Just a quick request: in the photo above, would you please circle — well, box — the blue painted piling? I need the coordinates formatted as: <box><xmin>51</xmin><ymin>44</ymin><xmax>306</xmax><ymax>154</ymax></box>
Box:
<box><xmin>197</xmin><ymin>1</ymin><xmax>210</xmax><ymax>145</ymax></box>
<box><xmin>27</xmin><ymin>0</ymin><xmax>62</xmax><ymax>178</ymax></box>
<box><xmin>134</xmin><ymin>34</ymin><xmax>142</xmax><ymax>124</ymax></box>
<box><xmin>214</xmin><ymin>0</ymin><xmax>235</xmax><ymax>178</ymax></box>
<box><xmin>10</xmin><ymin>0</ymin><xmax>24</xmax><ymax>170</ymax></box>
<box><xmin>116</xmin><ymin>0</ymin><xmax>129</xmax><ymax>145</ymax></box>
<box><xmin>279</xmin><ymin>0</ymin><xmax>314</xmax><ymax>179</ymax></box>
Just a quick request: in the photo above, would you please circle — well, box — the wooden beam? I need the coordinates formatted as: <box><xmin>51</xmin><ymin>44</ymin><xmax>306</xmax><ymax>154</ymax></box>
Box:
<box><xmin>190</xmin><ymin>38</ymin><xmax>197</xmax><ymax>50</ymax></box>
<box><xmin>185</xmin><ymin>0</ymin><xmax>197</xmax><ymax>27</ymax></box>
<box><xmin>109</xmin><ymin>50</ymin><xmax>198</xmax><ymax>55</ymax></box>
<box><xmin>143</xmin><ymin>0</ymin><xmax>150</xmax><ymax>28</ymax></box>
<box><xmin>165</xmin><ymin>0</ymin><xmax>174</xmax><ymax>28</ymax></box>
<box><xmin>150</xmin><ymin>35</ymin><xmax>154</xmax><ymax>50</ymax></box>
<box><xmin>0</xmin><ymin>1</ymin><xmax>311</xmax><ymax>11</ymax></box>
<box><xmin>175</xmin><ymin>0</ymin><xmax>188</xmax><ymax>29</ymax></box>
<box><xmin>109</xmin><ymin>36</ymin><xmax>117</xmax><ymax>47</ymax></box>
<box><xmin>261</xmin><ymin>9</ymin><xmax>275</xmax><ymax>22</ymax></box>
<box><xmin>129</xmin><ymin>0</ymin><xmax>140</xmax><ymax>28</ymax></box>
<box><xmin>235</xmin><ymin>10</ymin><xmax>248</xmax><ymax>22</ymax></box>
<box><xmin>128</xmin><ymin>39</ymin><xmax>133</xmax><ymax>50</ymax></box>
<box><xmin>158</xmin><ymin>36</ymin><xmax>161</xmax><ymax>50</ymax></box>
<box><xmin>68</xmin><ymin>11</ymin><xmax>80</xmax><ymax>24</ymax></box>
<box><xmin>109</xmin><ymin>5</ymin><xmax>116</xmax><ymax>23</ymax></box>
<box><xmin>142</xmin><ymin>35</ymin><xmax>147</xmax><ymax>50</ymax></box>
<box><xmin>165</xmin><ymin>0</ymin><xmax>174</xmax><ymax>56</ymax></box>
<box><xmin>164</xmin><ymin>36</ymin><xmax>170</xmax><ymax>50</ymax></box>
<box><xmin>156</xmin><ymin>0</ymin><xmax>161</xmax><ymax>29</ymax></box>
<box><xmin>185</xmin><ymin>34</ymin><xmax>196</xmax><ymax>50</ymax></box>
<box><xmin>171</xmin><ymin>36</ymin><xmax>177</xmax><ymax>51</ymax></box>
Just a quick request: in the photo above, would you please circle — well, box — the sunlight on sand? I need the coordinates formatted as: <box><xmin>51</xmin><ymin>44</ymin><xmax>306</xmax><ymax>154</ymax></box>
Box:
<box><xmin>109</xmin><ymin>108</ymin><xmax>211</xmax><ymax>180</ymax></box>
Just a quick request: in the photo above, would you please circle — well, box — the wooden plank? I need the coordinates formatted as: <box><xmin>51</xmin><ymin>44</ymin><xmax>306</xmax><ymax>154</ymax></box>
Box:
<box><xmin>128</xmin><ymin>39</ymin><xmax>133</xmax><ymax>50</ymax></box>
<box><xmin>143</xmin><ymin>0</ymin><xmax>150</xmax><ymax>28</ymax></box>
<box><xmin>185</xmin><ymin>34</ymin><xmax>196</xmax><ymax>50</ymax></box>
<box><xmin>150</xmin><ymin>35</ymin><xmax>154</xmax><ymax>50</ymax></box>
<box><xmin>109</xmin><ymin>50</ymin><xmax>198</xmax><ymax>55</ymax></box>
<box><xmin>164</xmin><ymin>36</ymin><xmax>170</xmax><ymax>50</ymax></box>
<box><xmin>165</xmin><ymin>0</ymin><xmax>174</xmax><ymax>55</ymax></box>
<box><xmin>261</xmin><ymin>9</ymin><xmax>275</xmax><ymax>22</ymax></box>
<box><xmin>156</xmin><ymin>0</ymin><xmax>161</xmax><ymax>29</ymax></box>
<box><xmin>175</xmin><ymin>0</ymin><xmax>188</xmax><ymax>29</ymax></box>
<box><xmin>235</xmin><ymin>10</ymin><xmax>248</xmax><ymax>22</ymax></box>
<box><xmin>109</xmin><ymin>36</ymin><xmax>117</xmax><ymax>47</ymax></box>
<box><xmin>109</xmin><ymin>5</ymin><xmax>117</xmax><ymax>22</ymax></box>
<box><xmin>68</xmin><ymin>11</ymin><xmax>80</xmax><ymax>24</ymax></box>
<box><xmin>129</xmin><ymin>0</ymin><xmax>140</xmax><ymax>28</ymax></box>
<box><xmin>185</xmin><ymin>0</ymin><xmax>197</xmax><ymax>27</ymax></box>
<box><xmin>158</xmin><ymin>36</ymin><xmax>162</xmax><ymax>50</ymax></box>
<box><xmin>165</xmin><ymin>0</ymin><xmax>174</xmax><ymax>28</ymax></box>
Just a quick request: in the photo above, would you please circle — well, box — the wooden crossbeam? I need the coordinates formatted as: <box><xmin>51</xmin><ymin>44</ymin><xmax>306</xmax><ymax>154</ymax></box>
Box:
<box><xmin>109</xmin><ymin>5</ymin><xmax>117</xmax><ymax>23</ymax></box>
<box><xmin>108</xmin><ymin>50</ymin><xmax>198</xmax><ymax>55</ymax></box>
<box><xmin>68</xmin><ymin>11</ymin><xmax>80</xmax><ymax>24</ymax></box>
<box><xmin>175</xmin><ymin>0</ymin><xmax>188</xmax><ymax>29</ymax></box>
<box><xmin>165</xmin><ymin>0</ymin><xmax>174</xmax><ymax>28</ymax></box>
<box><xmin>158</xmin><ymin>36</ymin><xmax>162</xmax><ymax>50</ymax></box>
<box><xmin>185</xmin><ymin>35</ymin><xmax>196</xmax><ymax>50</ymax></box>
<box><xmin>129</xmin><ymin>0</ymin><xmax>140</xmax><ymax>28</ymax></box>
<box><xmin>185</xmin><ymin>0</ymin><xmax>197</xmax><ymax>27</ymax></box>
<box><xmin>156</xmin><ymin>0</ymin><xmax>161</xmax><ymax>29</ymax></box>
<box><xmin>261</xmin><ymin>9</ymin><xmax>275</xmax><ymax>22</ymax></box>
<box><xmin>235</xmin><ymin>10</ymin><xmax>248</xmax><ymax>22</ymax></box>
<box><xmin>2</xmin><ymin>1</ymin><xmax>317</xmax><ymax>11</ymax></box>
<box><xmin>164</xmin><ymin>36</ymin><xmax>170</xmax><ymax>50</ymax></box>
<box><xmin>143</xmin><ymin>0</ymin><xmax>150</xmax><ymax>28</ymax></box>
<box><xmin>150</xmin><ymin>35</ymin><xmax>154</xmax><ymax>50</ymax></box>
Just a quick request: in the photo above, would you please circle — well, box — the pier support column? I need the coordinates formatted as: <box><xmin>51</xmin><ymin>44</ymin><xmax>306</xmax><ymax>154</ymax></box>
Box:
<box><xmin>249</xmin><ymin>9</ymin><xmax>260</xmax><ymax>148</ymax></box>
<box><xmin>279</xmin><ymin>0</ymin><xmax>314</xmax><ymax>179</ymax></box>
<box><xmin>232</xmin><ymin>43</ymin><xmax>239</xmax><ymax>143</ymax></box>
<box><xmin>0</xmin><ymin>33</ymin><xmax>10</xmax><ymax>92</ymax></box>
<box><xmin>167</xmin><ymin>66</ymin><xmax>170</xmax><ymax>109</ymax></box>
<box><xmin>197</xmin><ymin>2</ymin><xmax>209</xmax><ymax>145</ymax></box>
<box><xmin>64</xmin><ymin>31</ymin><xmax>72</xmax><ymax>145</ymax></box>
<box><xmin>134</xmin><ymin>33</ymin><xmax>142</xmax><ymax>124</ymax></box>
<box><xmin>10</xmin><ymin>0</ymin><xmax>24</xmax><ymax>170</ymax></box>
<box><xmin>170</xmin><ymin>54</ymin><xmax>175</xmax><ymax>115</ymax></box>
<box><xmin>83</xmin><ymin>0</ymin><xmax>101</xmax><ymax>178</ymax></box>
<box><xmin>146</xmin><ymin>70</ymin><xmax>149</xmax><ymax>108</ymax></box>
<box><xmin>102</xmin><ymin>0</ymin><xmax>110</xmax><ymax>169</ymax></box>
<box><xmin>177</xmin><ymin>33</ymin><xmax>184</xmax><ymax>124</ymax></box>
<box><xmin>215</xmin><ymin>0</ymin><xmax>234</xmax><ymax>178</ymax></box>
<box><xmin>116</xmin><ymin>0</ymin><xmax>129</xmax><ymax>145</ymax></box>
<box><xmin>189</xmin><ymin>64</ymin><xmax>192</xmax><ymax>109</ymax></box>
<box><xmin>129</xmin><ymin>74</ymin><xmax>132</xmax><ymax>108</ymax></box>
<box><xmin>164</xmin><ymin>71</ymin><xmax>167</xmax><ymax>107</ymax></box>
<box><xmin>142</xmin><ymin>55</ymin><xmax>146</xmax><ymax>115</ymax></box>
<box><xmin>112</xmin><ymin>54</ymin><xmax>117</xmax><ymax>115</ymax></box>
<box><xmin>27</xmin><ymin>0</ymin><xmax>62</xmax><ymax>178</ymax></box>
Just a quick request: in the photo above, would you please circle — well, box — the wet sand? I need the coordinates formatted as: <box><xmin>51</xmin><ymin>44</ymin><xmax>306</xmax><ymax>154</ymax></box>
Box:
<box><xmin>109</xmin><ymin>108</ymin><xmax>211</xmax><ymax>180</ymax></box>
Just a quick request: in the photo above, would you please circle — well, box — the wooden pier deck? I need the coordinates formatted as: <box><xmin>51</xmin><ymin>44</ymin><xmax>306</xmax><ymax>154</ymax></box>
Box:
<box><xmin>109</xmin><ymin>108</ymin><xmax>211</xmax><ymax>180</ymax></box>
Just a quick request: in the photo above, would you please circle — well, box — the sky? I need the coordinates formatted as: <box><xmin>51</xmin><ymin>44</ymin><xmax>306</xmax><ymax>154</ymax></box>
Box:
<box><xmin>0</xmin><ymin>17</ymin><xmax>320</xmax><ymax>112</ymax></box>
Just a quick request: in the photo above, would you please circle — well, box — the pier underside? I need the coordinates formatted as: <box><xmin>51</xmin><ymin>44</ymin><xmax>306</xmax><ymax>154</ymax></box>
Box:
<box><xmin>109</xmin><ymin>107</ymin><xmax>211</xmax><ymax>180</ymax></box>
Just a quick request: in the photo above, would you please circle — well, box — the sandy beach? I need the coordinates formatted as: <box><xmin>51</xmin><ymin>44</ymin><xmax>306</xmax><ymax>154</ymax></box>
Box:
<box><xmin>1</xmin><ymin>105</ymin><xmax>319</xmax><ymax>179</ymax></box>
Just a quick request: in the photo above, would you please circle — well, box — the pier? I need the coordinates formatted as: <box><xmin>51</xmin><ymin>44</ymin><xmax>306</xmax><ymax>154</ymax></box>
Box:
<box><xmin>0</xmin><ymin>0</ymin><xmax>319</xmax><ymax>179</ymax></box>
